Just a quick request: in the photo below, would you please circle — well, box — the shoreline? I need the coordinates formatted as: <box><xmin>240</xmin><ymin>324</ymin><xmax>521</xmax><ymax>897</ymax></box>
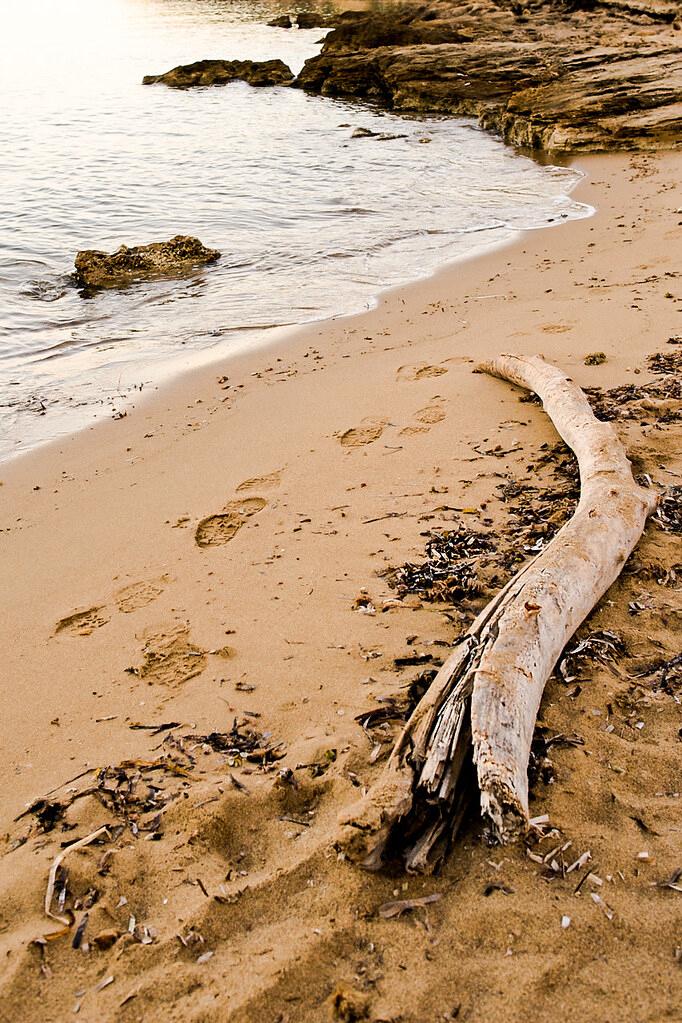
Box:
<box><xmin>0</xmin><ymin>149</ymin><xmax>680</xmax><ymax>1022</ymax></box>
<box><xmin>1</xmin><ymin>148</ymin><xmax>677</xmax><ymax>804</ymax></box>
<box><xmin>1</xmin><ymin>156</ymin><xmax>591</xmax><ymax>468</ymax></box>
<box><xmin>2</xmin><ymin>155</ymin><xmax>592</xmax><ymax>471</ymax></box>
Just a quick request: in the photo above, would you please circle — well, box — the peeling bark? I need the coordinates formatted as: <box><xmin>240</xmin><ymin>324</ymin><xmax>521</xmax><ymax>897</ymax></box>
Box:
<box><xmin>337</xmin><ymin>355</ymin><xmax>657</xmax><ymax>872</ymax></box>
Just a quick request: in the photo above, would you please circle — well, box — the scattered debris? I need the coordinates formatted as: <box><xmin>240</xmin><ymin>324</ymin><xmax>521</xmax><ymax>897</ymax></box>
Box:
<box><xmin>652</xmin><ymin>867</ymin><xmax>682</xmax><ymax>893</ymax></box>
<box><xmin>329</xmin><ymin>985</ymin><xmax>370</xmax><ymax>1022</ymax></box>
<box><xmin>648</xmin><ymin>351</ymin><xmax>682</xmax><ymax>375</ymax></box>
<box><xmin>584</xmin><ymin>352</ymin><xmax>607</xmax><ymax>365</ymax></box>
<box><xmin>352</xmin><ymin>594</ymin><xmax>377</xmax><ymax>615</ymax></box>
<box><xmin>128</xmin><ymin>721</ymin><xmax>181</xmax><ymax>734</ymax></box>
<box><xmin>633</xmin><ymin>653</ymin><xmax>682</xmax><ymax>695</ymax></box>
<box><xmin>584</xmin><ymin>351</ymin><xmax>681</xmax><ymax>423</ymax></box>
<box><xmin>306</xmin><ymin>749</ymin><xmax>337</xmax><ymax>778</ymax></box>
<box><xmin>377</xmin><ymin>893</ymin><xmax>442</xmax><ymax>918</ymax></box>
<box><xmin>192</xmin><ymin>718</ymin><xmax>285</xmax><ymax>766</ymax></box>
<box><xmin>45</xmin><ymin>826</ymin><xmax>110</xmax><ymax>926</ymax></box>
<box><xmin>655</xmin><ymin>486</ymin><xmax>682</xmax><ymax>533</ymax></box>
<box><xmin>93</xmin><ymin>929</ymin><xmax>121</xmax><ymax>951</ymax></box>
<box><xmin>557</xmin><ymin>630</ymin><xmax>627</xmax><ymax>683</ymax></box>
<box><xmin>529</xmin><ymin>727</ymin><xmax>585</xmax><ymax>788</ymax></box>
<box><xmin>17</xmin><ymin>797</ymin><xmax>68</xmax><ymax>832</ymax></box>
<box><xmin>386</xmin><ymin>524</ymin><xmax>499</xmax><ymax>604</ymax></box>
<box><xmin>483</xmin><ymin>883</ymin><xmax>514</xmax><ymax>896</ymax></box>
<box><xmin>590</xmin><ymin>892</ymin><xmax>615</xmax><ymax>921</ymax></box>
<box><xmin>385</xmin><ymin>446</ymin><xmax>579</xmax><ymax>616</ymax></box>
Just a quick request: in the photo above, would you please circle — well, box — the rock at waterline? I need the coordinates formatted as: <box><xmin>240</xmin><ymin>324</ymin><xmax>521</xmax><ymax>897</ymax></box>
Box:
<box><xmin>142</xmin><ymin>59</ymin><xmax>294</xmax><ymax>89</ymax></box>
<box><xmin>267</xmin><ymin>14</ymin><xmax>294</xmax><ymax>28</ymax></box>
<box><xmin>267</xmin><ymin>13</ymin><xmax>333</xmax><ymax>29</ymax></box>
<box><xmin>294</xmin><ymin>1</ymin><xmax>682</xmax><ymax>152</ymax></box>
<box><xmin>351</xmin><ymin>126</ymin><xmax>407</xmax><ymax>140</ymax></box>
<box><xmin>74</xmin><ymin>236</ymin><xmax>221</xmax><ymax>290</ymax></box>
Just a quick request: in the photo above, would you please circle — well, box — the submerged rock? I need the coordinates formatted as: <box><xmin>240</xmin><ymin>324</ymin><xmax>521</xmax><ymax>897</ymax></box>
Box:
<box><xmin>350</xmin><ymin>126</ymin><xmax>407</xmax><ymax>140</ymax></box>
<box><xmin>142</xmin><ymin>58</ymin><xmax>294</xmax><ymax>89</ymax></box>
<box><xmin>74</xmin><ymin>236</ymin><xmax>220</xmax><ymax>290</ymax></box>
<box><xmin>294</xmin><ymin>0</ymin><xmax>682</xmax><ymax>152</ymax></box>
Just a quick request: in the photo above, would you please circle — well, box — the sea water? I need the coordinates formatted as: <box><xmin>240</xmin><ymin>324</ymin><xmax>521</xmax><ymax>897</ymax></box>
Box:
<box><xmin>0</xmin><ymin>0</ymin><xmax>592</xmax><ymax>461</ymax></box>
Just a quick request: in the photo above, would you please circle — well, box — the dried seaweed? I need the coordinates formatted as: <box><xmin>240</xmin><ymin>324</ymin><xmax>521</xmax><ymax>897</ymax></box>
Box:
<box><xmin>93</xmin><ymin>760</ymin><xmax>184</xmax><ymax>823</ymax></box>
<box><xmin>386</xmin><ymin>443</ymin><xmax>579</xmax><ymax>615</ymax></box>
<box><xmin>355</xmin><ymin>667</ymin><xmax>439</xmax><ymax>741</ymax></box>
<box><xmin>655</xmin><ymin>486</ymin><xmax>682</xmax><ymax>533</ymax></box>
<box><xmin>584</xmin><ymin>350</ymin><xmax>682</xmax><ymax>423</ymax></box>
<box><xmin>192</xmin><ymin>717</ymin><xmax>285</xmax><ymax>765</ymax></box>
<box><xmin>648</xmin><ymin>351</ymin><xmax>682</xmax><ymax>375</ymax></box>
<box><xmin>557</xmin><ymin>630</ymin><xmax>627</xmax><ymax>683</ymax></box>
<box><xmin>528</xmin><ymin>727</ymin><xmax>585</xmax><ymax>790</ymax></box>
<box><xmin>633</xmin><ymin>652</ymin><xmax>682</xmax><ymax>695</ymax></box>
<box><xmin>19</xmin><ymin>798</ymin><xmax>68</xmax><ymax>833</ymax></box>
<box><xmin>388</xmin><ymin>524</ymin><xmax>497</xmax><ymax>603</ymax></box>
<box><xmin>15</xmin><ymin>718</ymin><xmax>284</xmax><ymax>854</ymax></box>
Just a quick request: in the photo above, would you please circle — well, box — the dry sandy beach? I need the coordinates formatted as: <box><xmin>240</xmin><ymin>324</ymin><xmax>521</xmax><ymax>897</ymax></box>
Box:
<box><xmin>0</xmin><ymin>150</ymin><xmax>680</xmax><ymax>1021</ymax></box>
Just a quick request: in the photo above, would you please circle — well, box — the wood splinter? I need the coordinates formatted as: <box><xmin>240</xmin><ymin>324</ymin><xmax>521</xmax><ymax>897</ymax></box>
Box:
<box><xmin>337</xmin><ymin>354</ymin><xmax>657</xmax><ymax>873</ymax></box>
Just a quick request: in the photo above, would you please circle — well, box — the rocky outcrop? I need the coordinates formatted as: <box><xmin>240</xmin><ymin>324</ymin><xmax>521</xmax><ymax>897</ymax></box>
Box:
<box><xmin>74</xmin><ymin>236</ymin><xmax>220</xmax><ymax>290</ymax></box>
<box><xmin>268</xmin><ymin>12</ymin><xmax>334</xmax><ymax>29</ymax></box>
<box><xmin>143</xmin><ymin>59</ymin><xmax>294</xmax><ymax>89</ymax></box>
<box><xmin>294</xmin><ymin>0</ymin><xmax>682</xmax><ymax>151</ymax></box>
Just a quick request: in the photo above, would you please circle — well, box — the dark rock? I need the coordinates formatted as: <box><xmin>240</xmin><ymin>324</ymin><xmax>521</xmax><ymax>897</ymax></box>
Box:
<box><xmin>351</xmin><ymin>126</ymin><xmax>408</xmax><ymax>140</ymax></box>
<box><xmin>143</xmin><ymin>58</ymin><xmax>294</xmax><ymax>89</ymax></box>
<box><xmin>268</xmin><ymin>14</ymin><xmax>293</xmax><ymax>28</ymax></box>
<box><xmin>351</xmin><ymin>126</ymin><xmax>381</xmax><ymax>138</ymax></box>
<box><xmin>268</xmin><ymin>11</ymin><xmax>333</xmax><ymax>29</ymax></box>
<box><xmin>320</xmin><ymin>10</ymin><xmax>471</xmax><ymax>51</ymax></box>
<box><xmin>296</xmin><ymin>12</ymin><xmax>333</xmax><ymax>30</ymax></box>
<box><xmin>294</xmin><ymin>0</ymin><xmax>682</xmax><ymax>152</ymax></box>
<box><xmin>74</xmin><ymin>236</ymin><xmax>221</xmax><ymax>290</ymax></box>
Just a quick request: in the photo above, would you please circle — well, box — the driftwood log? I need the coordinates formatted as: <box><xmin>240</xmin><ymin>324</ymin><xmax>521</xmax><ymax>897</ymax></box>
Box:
<box><xmin>338</xmin><ymin>354</ymin><xmax>657</xmax><ymax>872</ymax></box>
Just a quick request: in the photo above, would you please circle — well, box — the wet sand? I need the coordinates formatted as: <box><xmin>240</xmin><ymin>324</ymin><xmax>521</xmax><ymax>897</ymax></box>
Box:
<box><xmin>0</xmin><ymin>150</ymin><xmax>680</xmax><ymax>1022</ymax></box>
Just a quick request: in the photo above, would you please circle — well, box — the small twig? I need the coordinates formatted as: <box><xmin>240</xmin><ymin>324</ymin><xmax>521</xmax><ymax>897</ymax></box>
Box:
<box><xmin>15</xmin><ymin>768</ymin><xmax>96</xmax><ymax>820</ymax></box>
<box><xmin>362</xmin><ymin>512</ymin><xmax>408</xmax><ymax>525</ymax></box>
<box><xmin>45</xmin><ymin>826</ymin><xmax>110</xmax><ymax>926</ymax></box>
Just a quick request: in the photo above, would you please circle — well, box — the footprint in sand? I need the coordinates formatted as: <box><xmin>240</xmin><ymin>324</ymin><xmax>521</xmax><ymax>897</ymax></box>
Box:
<box><xmin>195</xmin><ymin>496</ymin><xmax>267</xmax><ymax>548</ymax></box>
<box><xmin>236</xmin><ymin>470</ymin><xmax>282</xmax><ymax>492</ymax></box>
<box><xmin>130</xmin><ymin>624</ymin><xmax>207</xmax><ymax>686</ymax></box>
<box><xmin>397</xmin><ymin>363</ymin><xmax>449</xmax><ymax>382</ymax></box>
<box><xmin>414</xmin><ymin>402</ymin><xmax>446</xmax><ymax>425</ymax></box>
<box><xmin>400</xmin><ymin>401</ymin><xmax>446</xmax><ymax>436</ymax></box>
<box><xmin>115</xmin><ymin>575</ymin><xmax>170</xmax><ymax>614</ymax></box>
<box><xmin>338</xmin><ymin>419</ymin><xmax>386</xmax><ymax>448</ymax></box>
<box><xmin>54</xmin><ymin>606</ymin><xmax>110</xmax><ymax>637</ymax></box>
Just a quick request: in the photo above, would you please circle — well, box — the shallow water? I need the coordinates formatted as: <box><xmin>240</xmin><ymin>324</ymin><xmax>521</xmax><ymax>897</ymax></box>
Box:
<box><xmin>0</xmin><ymin>0</ymin><xmax>592</xmax><ymax>461</ymax></box>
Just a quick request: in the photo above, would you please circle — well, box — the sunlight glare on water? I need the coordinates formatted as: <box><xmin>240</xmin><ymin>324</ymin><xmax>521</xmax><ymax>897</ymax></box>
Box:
<box><xmin>0</xmin><ymin>0</ymin><xmax>593</xmax><ymax>460</ymax></box>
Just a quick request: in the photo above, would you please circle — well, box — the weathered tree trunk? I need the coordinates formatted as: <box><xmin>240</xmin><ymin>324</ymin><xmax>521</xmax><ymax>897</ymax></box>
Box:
<box><xmin>338</xmin><ymin>354</ymin><xmax>657</xmax><ymax>873</ymax></box>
